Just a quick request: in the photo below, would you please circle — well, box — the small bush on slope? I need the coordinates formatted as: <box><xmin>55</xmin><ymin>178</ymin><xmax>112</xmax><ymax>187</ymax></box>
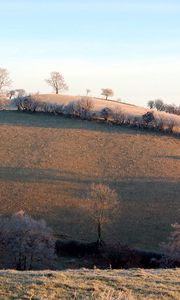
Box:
<box><xmin>100</xmin><ymin>107</ymin><xmax>113</xmax><ymax>122</ymax></box>
<box><xmin>63</xmin><ymin>97</ymin><xmax>94</xmax><ymax>119</ymax></box>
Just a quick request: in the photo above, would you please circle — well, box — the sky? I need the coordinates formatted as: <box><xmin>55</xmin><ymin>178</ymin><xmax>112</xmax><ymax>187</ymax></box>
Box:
<box><xmin>0</xmin><ymin>0</ymin><xmax>180</xmax><ymax>106</ymax></box>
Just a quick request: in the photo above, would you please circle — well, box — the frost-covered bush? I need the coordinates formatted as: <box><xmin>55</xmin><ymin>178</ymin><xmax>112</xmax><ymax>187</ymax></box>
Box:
<box><xmin>63</xmin><ymin>98</ymin><xmax>94</xmax><ymax>119</ymax></box>
<box><xmin>76</xmin><ymin>97</ymin><xmax>94</xmax><ymax>119</ymax></box>
<box><xmin>63</xmin><ymin>101</ymin><xmax>77</xmax><ymax>116</ymax></box>
<box><xmin>12</xmin><ymin>96</ymin><xmax>39</xmax><ymax>112</ymax></box>
<box><xmin>100</xmin><ymin>107</ymin><xmax>113</xmax><ymax>121</ymax></box>
<box><xmin>42</xmin><ymin>102</ymin><xmax>64</xmax><ymax>115</ymax></box>
<box><xmin>0</xmin><ymin>211</ymin><xmax>55</xmax><ymax>270</ymax></box>
<box><xmin>112</xmin><ymin>107</ymin><xmax>125</xmax><ymax>125</ymax></box>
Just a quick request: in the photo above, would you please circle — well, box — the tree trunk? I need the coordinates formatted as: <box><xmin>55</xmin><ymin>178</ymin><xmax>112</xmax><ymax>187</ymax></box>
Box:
<box><xmin>97</xmin><ymin>221</ymin><xmax>102</xmax><ymax>245</ymax></box>
<box><xmin>55</xmin><ymin>88</ymin><xmax>58</xmax><ymax>94</ymax></box>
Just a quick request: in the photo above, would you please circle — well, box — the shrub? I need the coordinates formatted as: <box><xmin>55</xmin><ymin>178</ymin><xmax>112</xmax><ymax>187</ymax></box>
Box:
<box><xmin>42</xmin><ymin>102</ymin><xmax>64</xmax><ymax>115</ymax></box>
<box><xmin>55</xmin><ymin>240</ymin><xmax>99</xmax><ymax>257</ymax></box>
<box><xmin>0</xmin><ymin>211</ymin><xmax>55</xmax><ymax>270</ymax></box>
<box><xmin>76</xmin><ymin>97</ymin><xmax>94</xmax><ymax>119</ymax></box>
<box><xmin>100</xmin><ymin>107</ymin><xmax>113</xmax><ymax>122</ymax></box>
<box><xmin>153</xmin><ymin>116</ymin><xmax>165</xmax><ymax>131</ymax></box>
<box><xmin>12</xmin><ymin>96</ymin><xmax>39</xmax><ymax>112</ymax></box>
<box><xmin>63</xmin><ymin>101</ymin><xmax>78</xmax><ymax>117</ymax></box>
<box><xmin>142</xmin><ymin>112</ymin><xmax>155</xmax><ymax>125</ymax></box>
<box><xmin>63</xmin><ymin>98</ymin><xmax>94</xmax><ymax>119</ymax></box>
<box><xmin>106</xmin><ymin>242</ymin><xmax>165</xmax><ymax>269</ymax></box>
<box><xmin>112</xmin><ymin>107</ymin><xmax>125</xmax><ymax>125</ymax></box>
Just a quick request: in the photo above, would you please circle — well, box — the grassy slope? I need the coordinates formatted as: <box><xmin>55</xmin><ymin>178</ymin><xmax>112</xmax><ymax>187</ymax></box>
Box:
<box><xmin>32</xmin><ymin>94</ymin><xmax>145</xmax><ymax>113</ymax></box>
<box><xmin>0</xmin><ymin>269</ymin><xmax>179</xmax><ymax>299</ymax></box>
<box><xmin>0</xmin><ymin>111</ymin><xmax>180</xmax><ymax>250</ymax></box>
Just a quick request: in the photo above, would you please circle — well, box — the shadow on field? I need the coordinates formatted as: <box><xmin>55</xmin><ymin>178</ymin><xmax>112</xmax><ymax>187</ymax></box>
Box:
<box><xmin>163</xmin><ymin>155</ymin><xmax>180</xmax><ymax>160</ymax></box>
<box><xmin>0</xmin><ymin>167</ymin><xmax>93</xmax><ymax>184</ymax></box>
<box><xmin>0</xmin><ymin>111</ymin><xmax>132</xmax><ymax>134</ymax></box>
<box><xmin>0</xmin><ymin>166</ymin><xmax>180</xmax><ymax>250</ymax></box>
<box><xmin>1</xmin><ymin>166</ymin><xmax>180</xmax><ymax>188</ymax></box>
<box><xmin>1</xmin><ymin>111</ymin><xmax>179</xmax><ymax>139</ymax></box>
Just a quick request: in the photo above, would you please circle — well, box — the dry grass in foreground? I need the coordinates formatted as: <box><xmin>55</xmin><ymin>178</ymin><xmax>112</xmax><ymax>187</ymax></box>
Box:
<box><xmin>0</xmin><ymin>268</ymin><xmax>179</xmax><ymax>300</ymax></box>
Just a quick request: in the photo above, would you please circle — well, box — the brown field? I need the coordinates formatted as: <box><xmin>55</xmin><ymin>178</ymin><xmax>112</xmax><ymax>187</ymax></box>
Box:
<box><xmin>0</xmin><ymin>268</ymin><xmax>179</xmax><ymax>299</ymax></box>
<box><xmin>0</xmin><ymin>110</ymin><xmax>180</xmax><ymax>251</ymax></box>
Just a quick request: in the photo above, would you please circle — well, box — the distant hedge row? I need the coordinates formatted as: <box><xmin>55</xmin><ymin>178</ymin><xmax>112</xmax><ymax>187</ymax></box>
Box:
<box><xmin>12</xmin><ymin>96</ymin><xmax>180</xmax><ymax>135</ymax></box>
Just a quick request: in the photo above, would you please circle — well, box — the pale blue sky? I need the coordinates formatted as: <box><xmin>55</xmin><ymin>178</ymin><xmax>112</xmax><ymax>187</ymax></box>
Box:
<box><xmin>0</xmin><ymin>0</ymin><xmax>180</xmax><ymax>106</ymax></box>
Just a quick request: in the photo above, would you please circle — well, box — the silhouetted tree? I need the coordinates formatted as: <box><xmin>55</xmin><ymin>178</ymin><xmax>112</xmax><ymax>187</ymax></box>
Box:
<box><xmin>147</xmin><ymin>100</ymin><xmax>155</xmax><ymax>109</ymax></box>
<box><xmin>154</xmin><ymin>99</ymin><xmax>164</xmax><ymax>111</ymax></box>
<box><xmin>9</xmin><ymin>89</ymin><xmax>26</xmax><ymax>99</ymax></box>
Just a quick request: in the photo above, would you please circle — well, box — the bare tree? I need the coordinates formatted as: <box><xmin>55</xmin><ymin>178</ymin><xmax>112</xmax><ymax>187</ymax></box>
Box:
<box><xmin>0</xmin><ymin>211</ymin><xmax>55</xmax><ymax>270</ymax></box>
<box><xmin>0</xmin><ymin>68</ymin><xmax>12</xmax><ymax>92</ymax></box>
<box><xmin>101</xmin><ymin>88</ymin><xmax>114</xmax><ymax>100</ymax></box>
<box><xmin>87</xmin><ymin>184</ymin><xmax>119</xmax><ymax>245</ymax></box>
<box><xmin>45</xmin><ymin>71</ymin><xmax>68</xmax><ymax>94</ymax></box>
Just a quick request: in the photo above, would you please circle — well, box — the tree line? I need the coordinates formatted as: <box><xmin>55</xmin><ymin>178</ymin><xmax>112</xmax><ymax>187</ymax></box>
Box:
<box><xmin>0</xmin><ymin>68</ymin><xmax>113</xmax><ymax>100</ymax></box>
<box><xmin>148</xmin><ymin>99</ymin><xmax>180</xmax><ymax>116</ymax></box>
<box><xmin>1</xmin><ymin>67</ymin><xmax>179</xmax><ymax>113</ymax></box>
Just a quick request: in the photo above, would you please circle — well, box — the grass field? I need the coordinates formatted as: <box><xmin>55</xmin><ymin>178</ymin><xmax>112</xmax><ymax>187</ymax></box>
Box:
<box><xmin>0</xmin><ymin>268</ymin><xmax>179</xmax><ymax>299</ymax></box>
<box><xmin>0</xmin><ymin>110</ymin><xmax>180</xmax><ymax>251</ymax></box>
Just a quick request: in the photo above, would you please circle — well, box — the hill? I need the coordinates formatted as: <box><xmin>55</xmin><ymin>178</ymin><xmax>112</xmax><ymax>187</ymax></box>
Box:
<box><xmin>0</xmin><ymin>110</ymin><xmax>179</xmax><ymax>251</ymax></box>
<box><xmin>0</xmin><ymin>268</ymin><xmax>179</xmax><ymax>299</ymax></box>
